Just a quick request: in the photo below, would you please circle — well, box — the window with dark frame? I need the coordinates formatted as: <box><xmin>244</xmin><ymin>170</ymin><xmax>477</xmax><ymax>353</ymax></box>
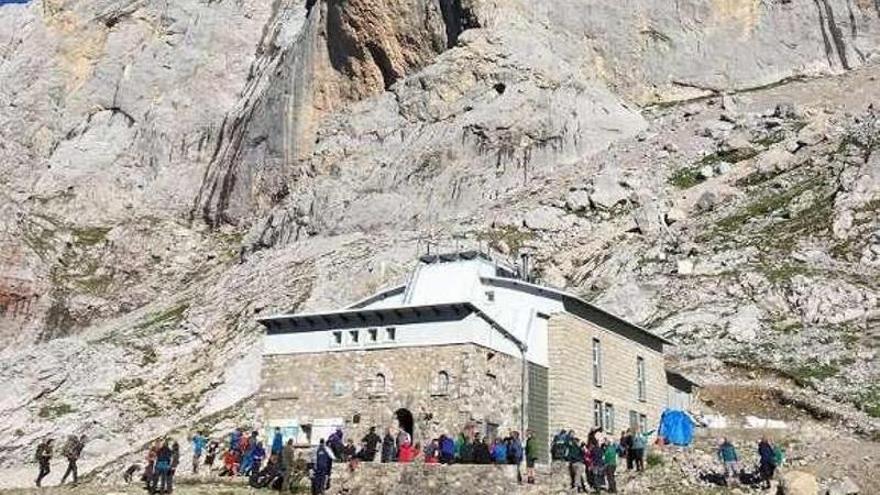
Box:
<box><xmin>593</xmin><ymin>400</ymin><xmax>603</xmax><ymax>428</ymax></box>
<box><xmin>592</xmin><ymin>338</ymin><xmax>603</xmax><ymax>387</ymax></box>
<box><xmin>637</xmin><ymin>356</ymin><xmax>646</xmax><ymax>401</ymax></box>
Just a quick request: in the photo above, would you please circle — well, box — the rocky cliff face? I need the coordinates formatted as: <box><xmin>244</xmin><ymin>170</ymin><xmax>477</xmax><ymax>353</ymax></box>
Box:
<box><xmin>1</xmin><ymin>0</ymin><xmax>879</xmax><ymax>488</ymax></box>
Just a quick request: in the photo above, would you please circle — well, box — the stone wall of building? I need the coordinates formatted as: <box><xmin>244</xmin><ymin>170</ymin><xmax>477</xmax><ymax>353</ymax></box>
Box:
<box><xmin>547</xmin><ymin>315</ymin><xmax>592</xmax><ymax>436</ymax></box>
<box><xmin>547</xmin><ymin>313</ymin><xmax>666</xmax><ymax>435</ymax></box>
<box><xmin>258</xmin><ymin>343</ymin><xmax>525</xmax><ymax>443</ymax></box>
<box><xmin>326</xmin><ymin>463</ymin><xmax>545</xmax><ymax>495</ymax></box>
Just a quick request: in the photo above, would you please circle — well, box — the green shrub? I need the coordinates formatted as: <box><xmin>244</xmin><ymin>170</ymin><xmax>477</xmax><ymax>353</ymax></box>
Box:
<box><xmin>646</xmin><ymin>452</ymin><xmax>664</xmax><ymax>468</ymax></box>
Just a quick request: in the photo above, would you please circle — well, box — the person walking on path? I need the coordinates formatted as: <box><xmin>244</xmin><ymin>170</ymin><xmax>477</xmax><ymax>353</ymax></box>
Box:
<box><xmin>60</xmin><ymin>434</ymin><xmax>86</xmax><ymax>485</ymax></box>
<box><xmin>717</xmin><ymin>437</ymin><xmax>739</xmax><ymax>486</ymax></box>
<box><xmin>169</xmin><ymin>441</ymin><xmax>180</xmax><ymax>492</ymax></box>
<box><xmin>34</xmin><ymin>438</ymin><xmax>54</xmax><ymax>487</ymax></box>
<box><xmin>602</xmin><ymin>439</ymin><xmax>619</xmax><ymax>493</ymax></box>
<box><xmin>757</xmin><ymin>437</ymin><xmax>776</xmax><ymax>489</ymax></box>
<box><xmin>191</xmin><ymin>432</ymin><xmax>206</xmax><ymax>474</ymax></box>
<box><xmin>311</xmin><ymin>439</ymin><xmax>333</xmax><ymax>495</ymax></box>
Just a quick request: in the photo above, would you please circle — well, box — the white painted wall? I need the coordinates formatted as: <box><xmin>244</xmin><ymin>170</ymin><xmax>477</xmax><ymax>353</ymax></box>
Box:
<box><xmin>264</xmin><ymin>258</ymin><xmax>570</xmax><ymax>367</ymax></box>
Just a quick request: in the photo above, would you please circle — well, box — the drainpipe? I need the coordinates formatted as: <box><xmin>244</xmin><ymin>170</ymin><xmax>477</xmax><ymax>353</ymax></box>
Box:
<box><xmin>472</xmin><ymin>307</ymin><xmax>529</xmax><ymax>438</ymax></box>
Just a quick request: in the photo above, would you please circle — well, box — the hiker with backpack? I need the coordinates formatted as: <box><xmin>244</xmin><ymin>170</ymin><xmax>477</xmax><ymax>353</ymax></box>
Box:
<box><xmin>34</xmin><ymin>438</ymin><xmax>54</xmax><ymax>487</ymax></box>
<box><xmin>508</xmin><ymin>430</ymin><xmax>524</xmax><ymax>483</ymax></box>
<box><xmin>717</xmin><ymin>437</ymin><xmax>740</xmax><ymax>486</ymax></box>
<box><xmin>191</xmin><ymin>432</ymin><xmax>206</xmax><ymax>474</ymax></box>
<box><xmin>757</xmin><ymin>436</ymin><xmax>776</xmax><ymax>489</ymax></box>
<box><xmin>150</xmin><ymin>439</ymin><xmax>173</xmax><ymax>494</ymax></box>
<box><xmin>602</xmin><ymin>438</ymin><xmax>619</xmax><ymax>493</ymax></box>
<box><xmin>60</xmin><ymin>434</ymin><xmax>86</xmax><ymax>484</ymax></box>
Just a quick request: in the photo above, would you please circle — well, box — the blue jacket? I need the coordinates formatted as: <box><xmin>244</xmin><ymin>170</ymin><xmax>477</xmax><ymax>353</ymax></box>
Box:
<box><xmin>758</xmin><ymin>441</ymin><xmax>774</xmax><ymax>465</ymax></box>
<box><xmin>508</xmin><ymin>439</ymin><xmax>523</xmax><ymax>463</ymax></box>
<box><xmin>492</xmin><ymin>444</ymin><xmax>508</xmax><ymax>463</ymax></box>
<box><xmin>315</xmin><ymin>446</ymin><xmax>333</xmax><ymax>474</ymax></box>
<box><xmin>718</xmin><ymin>442</ymin><xmax>738</xmax><ymax>462</ymax></box>
<box><xmin>271</xmin><ymin>433</ymin><xmax>284</xmax><ymax>455</ymax></box>
<box><xmin>193</xmin><ymin>436</ymin><xmax>206</xmax><ymax>456</ymax></box>
<box><xmin>230</xmin><ymin>431</ymin><xmax>241</xmax><ymax>451</ymax></box>
<box><xmin>440</xmin><ymin>437</ymin><xmax>455</xmax><ymax>457</ymax></box>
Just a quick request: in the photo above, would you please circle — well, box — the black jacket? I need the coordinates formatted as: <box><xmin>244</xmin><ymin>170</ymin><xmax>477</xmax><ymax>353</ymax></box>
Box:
<box><xmin>473</xmin><ymin>441</ymin><xmax>491</xmax><ymax>464</ymax></box>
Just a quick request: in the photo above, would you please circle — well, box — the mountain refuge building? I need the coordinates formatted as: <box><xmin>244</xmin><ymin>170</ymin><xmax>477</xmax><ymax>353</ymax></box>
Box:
<box><xmin>257</xmin><ymin>251</ymin><xmax>682</xmax><ymax>461</ymax></box>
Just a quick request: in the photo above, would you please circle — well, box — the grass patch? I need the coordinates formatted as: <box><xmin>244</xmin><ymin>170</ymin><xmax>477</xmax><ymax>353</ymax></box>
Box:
<box><xmin>646</xmin><ymin>452</ymin><xmax>664</xmax><ymax>468</ymax></box>
<box><xmin>38</xmin><ymin>403</ymin><xmax>75</xmax><ymax>419</ymax></box>
<box><xmin>73</xmin><ymin>274</ymin><xmax>114</xmax><ymax>294</ymax></box>
<box><xmin>785</xmin><ymin>363</ymin><xmax>839</xmax><ymax>388</ymax></box>
<box><xmin>772</xmin><ymin>320</ymin><xmax>803</xmax><ymax>334</ymax></box>
<box><xmin>699</xmin><ymin>147</ymin><xmax>759</xmax><ymax>166</ymax></box>
<box><xmin>135</xmin><ymin>303</ymin><xmax>190</xmax><ymax>331</ymax></box>
<box><xmin>136</xmin><ymin>392</ymin><xmax>162</xmax><ymax>417</ymax></box>
<box><xmin>758</xmin><ymin>262</ymin><xmax>813</xmax><ymax>284</ymax></box>
<box><xmin>708</xmin><ymin>176</ymin><xmax>831</xmax><ymax>244</ymax></box>
<box><xmin>133</xmin><ymin>344</ymin><xmax>158</xmax><ymax>366</ymax></box>
<box><xmin>114</xmin><ymin>377</ymin><xmax>145</xmax><ymax>393</ymax></box>
<box><xmin>72</xmin><ymin>226</ymin><xmax>111</xmax><ymax>247</ymax></box>
<box><xmin>669</xmin><ymin>165</ymin><xmax>705</xmax><ymax>189</ymax></box>
<box><xmin>859</xmin><ymin>385</ymin><xmax>880</xmax><ymax>418</ymax></box>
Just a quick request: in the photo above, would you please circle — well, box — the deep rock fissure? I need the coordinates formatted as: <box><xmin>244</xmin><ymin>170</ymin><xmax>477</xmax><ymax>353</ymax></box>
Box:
<box><xmin>820</xmin><ymin>0</ymin><xmax>851</xmax><ymax>70</ymax></box>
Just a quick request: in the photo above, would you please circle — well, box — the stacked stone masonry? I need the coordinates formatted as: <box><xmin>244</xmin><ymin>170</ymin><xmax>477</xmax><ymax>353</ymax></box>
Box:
<box><xmin>259</xmin><ymin>343</ymin><xmax>524</xmax><ymax>443</ymax></box>
<box><xmin>548</xmin><ymin>313</ymin><xmax>665</xmax><ymax>436</ymax></box>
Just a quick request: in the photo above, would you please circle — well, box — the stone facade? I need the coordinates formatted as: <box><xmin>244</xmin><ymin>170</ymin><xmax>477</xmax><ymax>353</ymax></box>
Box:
<box><xmin>548</xmin><ymin>313</ymin><xmax>666</xmax><ymax>435</ymax></box>
<box><xmin>259</xmin><ymin>343</ymin><xmax>525</xmax><ymax>444</ymax></box>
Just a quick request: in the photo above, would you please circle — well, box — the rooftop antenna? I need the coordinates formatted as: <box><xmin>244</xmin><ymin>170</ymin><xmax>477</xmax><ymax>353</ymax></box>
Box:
<box><xmin>520</xmin><ymin>252</ymin><xmax>531</xmax><ymax>282</ymax></box>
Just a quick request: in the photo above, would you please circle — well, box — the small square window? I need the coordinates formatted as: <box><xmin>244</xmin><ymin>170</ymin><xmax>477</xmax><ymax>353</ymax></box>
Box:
<box><xmin>385</xmin><ymin>327</ymin><xmax>396</xmax><ymax>341</ymax></box>
<box><xmin>332</xmin><ymin>331</ymin><xmax>342</xmax><ymax>346</ymax></box>
<box><xmin>349</xmin><ymin>330</ymin><xmax>359</xmax><ymax>344</ymax></box>
<box><xmin>368</xmin><ymin>328</ymin><xmax>378</xmax><ymax>342</ymax></box>
<box><xmin>485</xmin><ymin>291</ymin><xmax>495</xmax><ymax>302</ymax></box>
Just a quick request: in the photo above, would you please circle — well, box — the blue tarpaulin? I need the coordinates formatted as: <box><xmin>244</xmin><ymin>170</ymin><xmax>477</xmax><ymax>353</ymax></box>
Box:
<box><xmin>658</xmin><ymin>409</ymin><xmax>695</xmax><ymax>446</ymax></box>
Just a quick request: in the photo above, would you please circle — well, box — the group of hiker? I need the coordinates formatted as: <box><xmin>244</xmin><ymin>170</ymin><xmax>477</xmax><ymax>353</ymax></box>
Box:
<box><xmin>550</xmin><ymin>427</ymin><xmax>646</xmax><ymax>493</ymax></box>
<box><xmin>33</xmin><ymin>435</ymin><xmax>86</xmax><ymax>487</ymax></box>
<box><xmin>29</xmin><ymin>423</ymin><xmax>785</xmax><ymax>493</ymax></box>
<box><xmin>716</xmin><ymin>436</ymin><xmax>784</xmax><ymax>489</ymax></box>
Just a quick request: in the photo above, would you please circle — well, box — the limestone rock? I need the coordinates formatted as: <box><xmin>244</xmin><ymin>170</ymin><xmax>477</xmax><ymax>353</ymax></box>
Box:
<box><xmin>780</xmin><ymin>471</ymin><xmax>820</xmax><ymax>495</ymax></box>
<box><xmin>726</xmin><ymin>305</ymin><xmax>761</xmax><ymax>343</ymax></box>
<box><xmin>826</xmin><ymin>477</ymin><xmax>861</xmax><ymax>495</ymax></box>
<box><xmin>565</xmin><ymin>190</ymin><xmax>591</xmax><ymax>213</ymax></box>
<box><xmin>589</xmin><ymin>173</ymin><xmax>629</xmax><ymax>210</ymax></box>
<box><xmin>523</xmin><ymin>206</ymin><xmax>564</xmax><ymax>232</ymax></box>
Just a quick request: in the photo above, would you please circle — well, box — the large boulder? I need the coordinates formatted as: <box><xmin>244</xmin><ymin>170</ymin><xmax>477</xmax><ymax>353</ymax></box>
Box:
<box><xmin>780</xmin><ymin>470</ymin><xmax>820</xmax><ymax>495</ymax></box>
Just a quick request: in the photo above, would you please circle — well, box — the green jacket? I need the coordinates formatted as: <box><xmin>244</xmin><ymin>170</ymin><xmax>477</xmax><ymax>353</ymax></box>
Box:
<box><xmin>525</xmin><ymin>438</ymin><xmax>536</xmax><ymax>460</ymax></box>
<box><xmin>718</xmin><ymin>442</ymin><xmax>738</xmax><ymax>462</ymax></box>
<box><xmin>603</xmin><ymin>443</ymin><xmax>618</xmax><ymax>466</ymax></box>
